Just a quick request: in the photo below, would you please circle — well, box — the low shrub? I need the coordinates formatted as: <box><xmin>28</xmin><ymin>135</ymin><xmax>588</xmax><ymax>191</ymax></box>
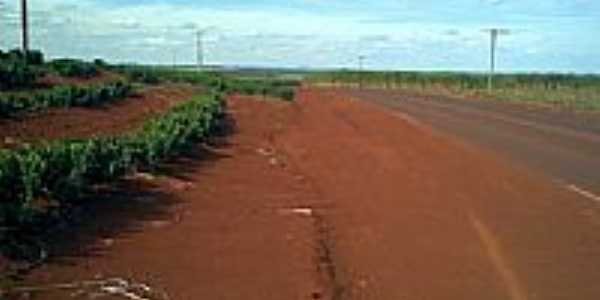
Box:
<box><xmin>0</xmin><ymin>81</ymin><xmax>133</xmax><ymax>117</ymax></box>
<box><xmin>0</xmin><ymin>92</ymin><xmax>224</xmax><ymax>227</ymax></box>
<box><xmin>225</xmin><ymin>79</ymin><xmax>297</xmax><ymax>101</ymax></box>
<box><xmin>48</xmin><ymin>59</ymin><xmax>99</xmax><ymax>78</ymax></box>
<box><xmin>0</xmin><ymin>49</ymin><xmax>45</xmax><ymax>90</ymax></box>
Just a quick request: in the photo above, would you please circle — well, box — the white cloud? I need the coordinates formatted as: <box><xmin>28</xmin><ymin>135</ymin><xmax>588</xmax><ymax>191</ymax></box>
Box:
<box><xmin>0</xmin><ymin>0</ymin><xmax>597</xmax><ymax>73</ymax></box>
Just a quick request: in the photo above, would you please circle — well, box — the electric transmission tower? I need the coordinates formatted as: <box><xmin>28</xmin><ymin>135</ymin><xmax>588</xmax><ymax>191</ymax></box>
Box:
<box><xmin>483</xmin><ymin>28</ymin><xmax>510</xmax><ymax>92</ymax></box>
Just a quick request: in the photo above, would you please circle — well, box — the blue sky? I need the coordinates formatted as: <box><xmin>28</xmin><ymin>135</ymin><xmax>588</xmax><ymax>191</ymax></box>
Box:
<box><xmin>0</xmin><ymin>0</ymin><xmax>599</xmax><ymax>73</ymax></box>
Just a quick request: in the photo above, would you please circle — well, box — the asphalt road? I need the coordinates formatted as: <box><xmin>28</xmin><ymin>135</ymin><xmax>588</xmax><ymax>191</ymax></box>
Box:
<box><xmin>346</xmin><ymin>88</ymin><xmax>600</xmax><ymax>202</ymax></box>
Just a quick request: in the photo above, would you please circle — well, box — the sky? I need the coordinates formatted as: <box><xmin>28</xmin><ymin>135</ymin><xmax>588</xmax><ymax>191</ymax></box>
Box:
<box><xmin>0</xmin><ymin>0</ymin><xmax>599</xmax><ymax>73</ymax></box>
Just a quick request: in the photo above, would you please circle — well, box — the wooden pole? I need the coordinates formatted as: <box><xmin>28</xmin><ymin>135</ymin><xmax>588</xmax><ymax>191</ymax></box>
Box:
<box><xmin>21</xmin><ymin>0</ymin><xmax>29</xmax><ymax>53</ymax></box>
<box><xmin>488</xmin><ymin>29</ymin><xmax>498</xmax><ymax>92</ymax></box>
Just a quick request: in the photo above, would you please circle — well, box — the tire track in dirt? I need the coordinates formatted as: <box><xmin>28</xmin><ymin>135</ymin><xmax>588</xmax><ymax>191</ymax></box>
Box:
<box><xmin>468</xmin><ymin>212</ymin><xmax>528</xmax><ymax>300</ymax></box>
<box><xmin>286</xmin><ymin>206</ymin><xmax>346</xmax><ymax>300</ymax></box>
<box><xmin>270</xmin><ymin>121</ymin><xmax>348</xmax><ymax>300</ymax></box>
<box><xmin>311</xmin><ymin>212</ymin><xmax>345</xmax><ymax>300</ymax></box>
<box><xmin>253</xmin><ymin>93</ymin><xmax>352</xmax><ymax>300</ymax></box>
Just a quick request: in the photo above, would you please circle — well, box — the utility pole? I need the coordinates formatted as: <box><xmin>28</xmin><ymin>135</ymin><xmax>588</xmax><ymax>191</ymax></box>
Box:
<box><xmin>483</xmin><ymin>28</ymin><xmax>510</xmax><ymax>92</ymax></box>
<box><xmin>358</xmin><ymin>55</ymin><xmax>366</xmax><ymax>90</ymax></box>
<box><xmin>172</xmin><ymin>49</ymin><xmax>177</xmax><ymax>69</ymax></box>
<box><xmin>196</xmin><ymin>30</ymin><xmax>204</xmax><ymax>70</ymax></box>
<box><xmin>0</xmin><ymin>1</ymin><xmax>4</xmax><ymax>49</ymax></box>
<box><xmin>195</xmin><ymin>27</ymin><xmax>217</xmax><ymax>70</ymax></box>
<box><xmin>21</xmin><ymin>0</ymin><xmax>29</xmax><ymax>53</ymax></box>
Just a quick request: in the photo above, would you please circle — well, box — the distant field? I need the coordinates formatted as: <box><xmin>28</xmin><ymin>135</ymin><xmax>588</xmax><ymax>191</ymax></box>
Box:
<box><xmin>308</xmin><ymin>71</ymin><xmax>600</xmax><ymax>110</ymax></box>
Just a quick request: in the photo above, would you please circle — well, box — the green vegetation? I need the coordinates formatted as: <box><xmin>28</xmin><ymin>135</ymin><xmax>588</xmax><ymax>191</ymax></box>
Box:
<box><xmin>0</xmin><ymin>64</ymin><xmax>298</xmax><ymax>251</ymax></box>
<box><xmin>0</xmin><ymin>49</ymin><xmax>134</xmax><ymax>118</ymax></box>
<box><xmin>1</xmin><ymin>49</ymin><xmax>113</xmax><ymax>92</ymax></box>
<box><xmin>113</xmin><ymin>66</ymin><xmax>299</xmax><ymax>101</ymax></box>
<box><xmin>309</xmin><ymin>71</ymin><xmax>600</xmax><ymax>110</ymax></box>
<box><xmin>48</xmin><ymin>59</ymin><xmax>100</xmax><ymax>78</ymax></box>
<box><xmin>0</xmin><ymin>49</ymin><xmax>44</xmax><ymax>66</ymax></box>
<box><xmin>112</xmin><ymin>66</ymin><xmax>224</xmax><ymax>87</ymax></box>
<box><xmin>0</xmin><ymin>81</ymin><xmax>132</xmax><ymax>117</ymax></box>
<box><xmin>0</xmin><ymin>52</ymin><xmax>302</xmax><ymax>267</ymax></box>
<box><xmin>0</xmin><ymin>91</ymin><xmax>224</xmax><ymax>238</ymax></box>
<box><xmin>225</xmin><ymin>78</ymin><xmax>299</xmax><ymax>101</ymax></box>
<box><xmin>1</xmin><ymin>49</ymin><xmax>135</xmax><ymax>117</ymax></box>
<box><xmin>0</xmin><ymin>49</ymin><xmax>45</xmax><ymax>90</ymax></box>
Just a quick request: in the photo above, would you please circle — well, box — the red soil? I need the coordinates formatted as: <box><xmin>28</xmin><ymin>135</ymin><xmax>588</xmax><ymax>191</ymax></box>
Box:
<box><xmin>37</xmin><ymin>70</ymin><xmax>126</xmax><ymax>87</ymax></box>
<box><xmin>278</xmin><ymin>88</ymin><xmax>600</xmax><ymax>300</ymax></box>
<box><xmin>14</xmin><ymin>95</ymin><xmax>321</xmax><ymax>300</ymax></box>
<box><xmin>0</xmin><ymin>84</ymin><xmax>199</xmax><ymax>148</ymax></box>
<box><xmin>8</xmin><ymin>88</ymin><xmax>600</xmax><ymax>300</ymax></box>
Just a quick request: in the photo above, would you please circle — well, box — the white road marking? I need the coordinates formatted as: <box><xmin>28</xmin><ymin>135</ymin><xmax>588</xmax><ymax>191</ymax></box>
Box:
<box><xmin>566</xmin><ymin>185</ymin><xmax>600</xmax><ymax>203</ymax></box>
<box><xmin>377</xmin><ymin>106</ymin><xmax>427</xmax><ymax>128</ymax></box>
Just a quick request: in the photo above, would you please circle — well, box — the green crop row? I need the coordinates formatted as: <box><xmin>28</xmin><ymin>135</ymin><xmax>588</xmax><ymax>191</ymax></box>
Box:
<box><xmin>0</xmin><ymin>81</ymin><xmax>132</xmax><ymax>117</ymax></box>
<box><xmin>112</xmin><ymin>66</ymin><xmax>298</xmax><ymax>101</ymax></box>
<box><xmin>309</xmin><ymin>71</ymin><xmax>600</xmax><ymax>91</ymax></box>
<box><xmin>0</xmin><ymin>56</ymin><xmax>44</xmax><ymax>90</ymax></box>
<box><xmin>0</xmin><ymin>92</ymin><xmax>224</xmax><ymax>227</ymax></box>
<box><xmin>308</xmin><ymin>71</ymin><xmax>600</xmax><ymax>109</ymax></box>
<box><xmin>112</xmin><ymin>66</ymin><xmax>224</xmax><ymax>87</ymax></box>
<box><xmin>0</xmin><ymin>49</ymin><xmax>44</xmax><ymax>66</ymax></box>
<box><xmin>48</xmin><ymin>59</ymin><xmax>100</xmax><ymax>78</ymax></box>
<box><xmin>224</xmin><ymin>78</ymin><xmax>297</xmax><ymax>101</ymax></box>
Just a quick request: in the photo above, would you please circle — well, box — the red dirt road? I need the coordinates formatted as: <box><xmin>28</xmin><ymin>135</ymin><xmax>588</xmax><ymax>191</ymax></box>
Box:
<box><xmin>14</xmin><ymin>88</ymin><xmax>600</xmax><ymax>299</ymax></box>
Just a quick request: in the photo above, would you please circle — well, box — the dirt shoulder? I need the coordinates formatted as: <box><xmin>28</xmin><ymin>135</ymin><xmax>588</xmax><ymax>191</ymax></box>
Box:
<box><xmin>13</xmin><ymin>95</ymin><xmax>324</xmax><ymax>300</ymax></box>
<box><xmin>0</xmin><ymin>83</ymin><xmax>199</xmax><ymax>148</ymax></box>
